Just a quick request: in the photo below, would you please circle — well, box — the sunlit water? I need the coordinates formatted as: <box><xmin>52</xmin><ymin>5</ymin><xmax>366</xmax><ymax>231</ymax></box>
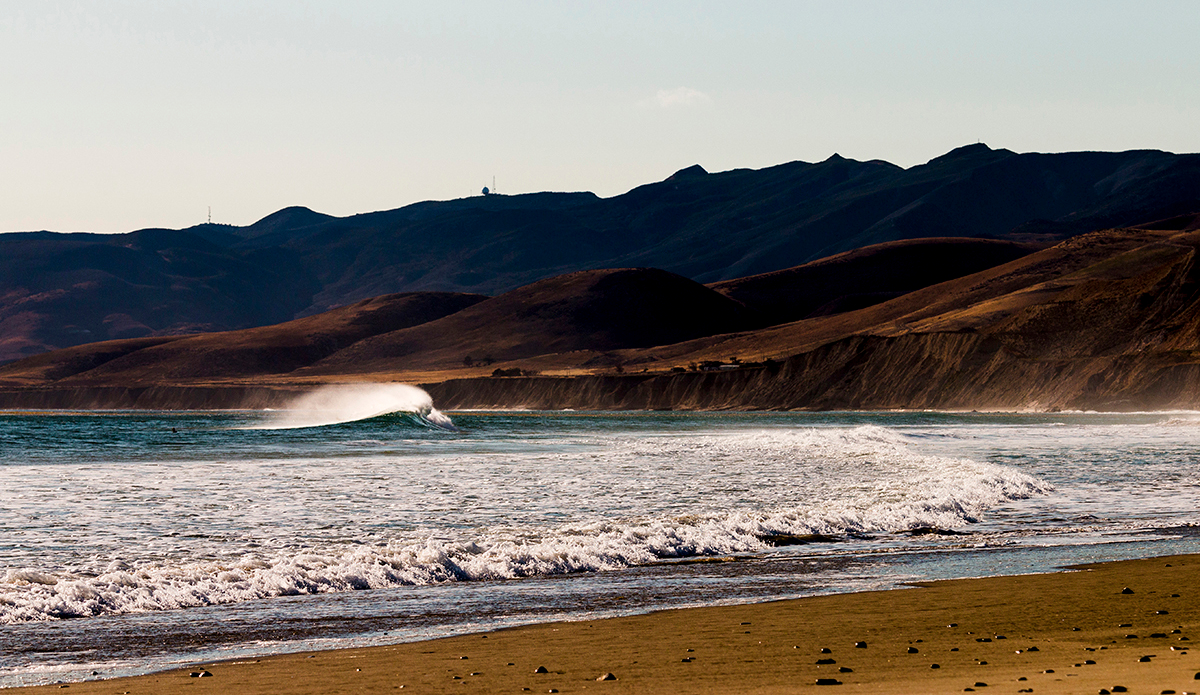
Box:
<box><xmin>2</xmin><ymin>399</ymin><xmax>1200</xmax><ymax>687</ymax></box>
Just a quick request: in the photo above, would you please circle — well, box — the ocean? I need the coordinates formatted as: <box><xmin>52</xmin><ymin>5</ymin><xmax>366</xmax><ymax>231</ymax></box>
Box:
<box><xmin>3</xmin><ymin>384</ymin><xmax>1199</xmax><ymax>687</ymax></box>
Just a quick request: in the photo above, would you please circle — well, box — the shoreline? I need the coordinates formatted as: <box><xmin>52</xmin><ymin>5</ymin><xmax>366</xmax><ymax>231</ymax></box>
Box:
<box><xmin>13</xmin><ymin>554</ymin><xmax>1200</xmax><ymax>694</ymax></box>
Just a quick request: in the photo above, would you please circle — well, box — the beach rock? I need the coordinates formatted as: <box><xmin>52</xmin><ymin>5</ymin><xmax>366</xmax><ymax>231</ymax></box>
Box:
<box><xmin>1099</xmin><ymin>690</ymin><xmax>1110</xmax><ymax>695</ymax></box>
<box><xmin>1112</xmin><ymin>687</ymin><xmax>1128</xmax><ymax>693</ymax></box>
<box><xmin>820</xmin><ymin>647</ymin><xmax>832</xmax><ymax>653</ymax></box>
<box><xmin>930</xmin><ymin>664</ymin><xmax>940</xmax><ymax>669</ymax></box>
<box><xmin>596</xmin><ymin>673</ymin><xmax>617</xmax><ymax>681</ymax></box>
<box><xmin>854</xmin><ymin>641</ymin><xmax>867</xmax><ymax>648</ymax></box>
<box><xmin>189</xmin><ymin>671</ymin><xmax>212</xmax><ymax>678</ymax></box>
<box><xmin>814</xmin><ymin>678</ymin><xmax>843</xmax><ymax>686</ymax></box>
<box><xmin>838</xmin><ymin>667</ymin><xmax>853</xmax><ymax>673</ymax></box>
<box><xmin>534</xmin><ymin>666</ymin><xmax>549</xmax><ymax>674</ymax></box>
<box><xmin>975</xmin><ymin>684</ymin><xmax>988</xmax><ymax>688</ymax></box>
<box><xmin>907</xmin><ymin>647</ymin><xmax>919</xmax><ymax>654</ymax></box>
<box><xmin>1122</xmin><ymin>587</ymin><xmax>1135</xmax><ymax>594</ymax></box>
<box><xmin>1152</xmin><ymin>633</ymin><xmax>1169</xmax><ymax>638</ymax></box>
<box><xmin>816</xmin><ymin>658</ymin><xmax>836</xmax><ymax>665</ymax></box>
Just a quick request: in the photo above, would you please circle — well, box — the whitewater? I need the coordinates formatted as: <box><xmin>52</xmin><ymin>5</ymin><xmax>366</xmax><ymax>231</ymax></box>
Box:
<box><xmin>2</xmin><ymin>391</ymin><xmax>1200</xmax><ymax>686</ymax></box>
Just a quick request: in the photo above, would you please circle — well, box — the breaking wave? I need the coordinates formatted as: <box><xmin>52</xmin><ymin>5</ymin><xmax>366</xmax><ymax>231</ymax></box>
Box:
<box><xmin>245</xmin><ymin>384</ymin><xmax>457</xmax><ymax>431</ymax></box>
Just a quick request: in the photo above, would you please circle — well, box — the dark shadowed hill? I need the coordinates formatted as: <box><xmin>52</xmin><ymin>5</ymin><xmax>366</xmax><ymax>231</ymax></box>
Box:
<box><xmin>297</xmin><ymin>268</ymin><xmax>764</xmax><ymax>374</ymax></box>
<box><xmin>4</xmin><ymin>144</ymin><xmax>1199</xmax><ymax>362</ymax></box>
<box><xmin>0</xmin><ymin>228</ymin><xmax>320</xmax><ymax>363</ymax></box>
<box><xmin>708</xmin><ymin>237</ymin><xmax>1040</xmax><ymax>325</ymax></box>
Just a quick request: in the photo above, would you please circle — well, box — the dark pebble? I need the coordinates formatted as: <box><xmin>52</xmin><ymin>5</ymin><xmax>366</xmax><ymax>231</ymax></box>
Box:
<box><xmin>1139</xmin><ymin>656</ymin><xmax>1152</xmax><ymax>663</ymax></box>
<box><xmin>854</xmin><ymin>641</ymin><xmax>867</xmax><ymax>648</ymax></box>
<box><xmin>1028</xmin><ymin>646</ymin><xmax>1040</xmax><ymax>652</ymax></box>
<box><xmin>596</xmin><ymin>673</ymin><xmax>617</xmax><ymax>681</ymax></box>
<box><xmin>977</xmin><ymin>660</ymin><xmax>988</xmax><ymax>665</ymax></box>
<box><xmin>1125</xmin><ymin>634</ymin><xmax>1139</xmax><ymax>639</ymax></box>
<box><xmin>816</xmin><ymin>659</ymin><xmax>836</xmax><ymax>665</ymax></box>
<box><xmin>1121</xmin><ymin>587</ymin><xmax>1135</xmax><ymax>594</ymax></box>
<box><xmin>460</xmin><ymin>656</ymin><xmax>469</xmax><ymax>660</ymax></box>
<box><xmin>820</xmin><ymin>647</ymin><xmax>832</xmax><ymax>654</ymax></box>
<box><xmin>534</xmin><ymin>666</ymin><xmax>549</xmax><ymax>674</ymax></box>
<box><xmin>930</xmin><ymin>664</ymin><xmax>940</xmax><ymax>669</ymax></box>
<box><xmin>1099</xmin><ymin>690</ymin><xmax>1111</xmax><ymax>694</ymax></box>
<box><xmin>815</xmin><ymin>678</ymin><xmax>843</xmax><ymax>686</ymax></box>
<box><xmin>1157</xmin><ymin>610</ymin><xmax>1170</xmax><ymax>615</ymax></box>
<box><xmin>1119</xmin><ymin>624</ymin><xmax>1132</xmax><ymax>628</ymax></box>
<box><xmin>948</xmin><ymin>623</ymin><xmax>958</xmax><ymax>627</ymax></box>
<box><xmin>907</xmin><ymin>647</ymin><xmax>919</xmax><ymax>654</ymax></box>
<box><xmin>681</xmin><ymin>658</ymin><xmax>693</xmax><ymax>663</ymax></box>
<box><xmin>976</xmin><ymin>638</ymin><xmax>992</xmax><ymax>643</ymax></box>
<box><xmin>1086</xmin><ymin>660</ymin><xmax>1096</xmax><ymax>664</ymax></box>
<box><xmin>1151</xmin><ymin>633</ymin><xmax>1168</xmax><ymax>638</ymax></box>
<box><xmin>1043</xmin><ymin>669</ymin><xmax>1055</xmax><ymax>674</ymax></box>
<box><xmin>1113</xmin><ymin>687</ymin><xmax>1128</xmax><ymax>693</ymax></box>
<box><xmin>974</xmin><ymin>684</ymin><xmax>988</xmax><ymax>688</ymax></box>
<box><xmin>1162</xmin><ymin>690</ymin><xmax>1176</xmax><ymax>694</ymax></box>
<box><xmin>838</xmin><ymin>667</ymin><xmax>853</xmax><ymax>673</ymax></box>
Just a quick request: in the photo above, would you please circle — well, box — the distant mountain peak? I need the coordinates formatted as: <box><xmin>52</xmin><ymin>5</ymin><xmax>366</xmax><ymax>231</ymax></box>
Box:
<box><xmin>666</xmin><ymin>164</ymin><xmax>708</xmax><ymax>180</ymax></box>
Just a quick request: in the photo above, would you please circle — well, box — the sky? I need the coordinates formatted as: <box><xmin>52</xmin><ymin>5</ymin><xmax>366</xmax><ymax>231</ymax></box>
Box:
<box><xmin>3</xmin><ymin>1</ymin><xmax>1200</xmax><ymax>234</ymax></box>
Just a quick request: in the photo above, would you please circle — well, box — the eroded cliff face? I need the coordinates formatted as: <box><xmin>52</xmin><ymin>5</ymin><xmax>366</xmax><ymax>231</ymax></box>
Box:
<box><xmin>423</xmin><ymin>332</ymin><xmax>1200</xmax><ymax>412</ymax></box>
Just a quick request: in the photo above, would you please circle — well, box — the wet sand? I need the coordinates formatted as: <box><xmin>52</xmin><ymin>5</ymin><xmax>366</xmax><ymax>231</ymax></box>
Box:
<box><xmin>17</xmin><ymin>554</ymin><xmax>1200</xmax><ymax>694</ymax></box>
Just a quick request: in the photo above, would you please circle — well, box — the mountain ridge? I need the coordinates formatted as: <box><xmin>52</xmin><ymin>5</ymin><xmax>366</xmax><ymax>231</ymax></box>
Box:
<box><xmin>2</xmin><ymin>144</ymin><xmax>1199</xmax><ymax>364</ymax></box>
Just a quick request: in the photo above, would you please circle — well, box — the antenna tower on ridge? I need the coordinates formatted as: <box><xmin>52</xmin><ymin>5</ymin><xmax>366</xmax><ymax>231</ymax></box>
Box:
<box><xmin>208</xmin><ymin>206</ymin><xmax>212</xmax><ymax>224</ymax></box>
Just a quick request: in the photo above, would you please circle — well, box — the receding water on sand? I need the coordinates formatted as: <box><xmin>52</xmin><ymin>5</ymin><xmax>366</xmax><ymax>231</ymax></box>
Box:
<box><xmin>2</xmin><ymin>406</ymin><xmax>1200</xmax><ymax>686</ymax></box>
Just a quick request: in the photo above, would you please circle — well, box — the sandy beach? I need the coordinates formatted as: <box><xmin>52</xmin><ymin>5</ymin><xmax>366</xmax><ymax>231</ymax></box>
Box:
<box><xmin>13</xmin><ymin>554</ymin><xmax>1199</xmax><ymax>694</ymax></box>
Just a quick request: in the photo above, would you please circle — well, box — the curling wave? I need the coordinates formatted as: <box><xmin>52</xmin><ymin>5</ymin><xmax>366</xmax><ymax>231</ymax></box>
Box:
<box><xmin>245</xmin><ymin>384</ymin><xmax>457</xmax><ymax>431</ymax></box>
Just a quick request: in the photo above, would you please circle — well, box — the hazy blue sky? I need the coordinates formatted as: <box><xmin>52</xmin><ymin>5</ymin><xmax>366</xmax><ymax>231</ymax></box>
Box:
<box><xmin>4</xmin><ymin>1</ymin><xmax>1199</xmax><ymax>233</ymax></box>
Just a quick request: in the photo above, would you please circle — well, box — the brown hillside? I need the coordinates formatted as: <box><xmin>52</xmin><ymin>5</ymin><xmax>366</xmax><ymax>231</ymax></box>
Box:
<box><xmin>423</xmin><ymin>226</ymin><xmax>1200</xmax><ymax>411</ymax></box>
<box><xmin>298</xmin><ymin>268</ymin><xmax>764</xmax><ymax>375</ymax></box>
<box><xmin>0</xmin><ymin>292</ymin><xmax>485</xmax><ymax>385</ymax></box>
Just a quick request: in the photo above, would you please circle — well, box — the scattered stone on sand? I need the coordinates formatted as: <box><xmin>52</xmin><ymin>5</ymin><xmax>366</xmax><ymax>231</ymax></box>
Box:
<box><xmin>814</xmin><ymin>678</ymin><xmax>843</xmax><ymax>686</ymax></box>
<box><xmin>682</xmin><ymin>658</ymin><xmax>693</xmax><ymax>663</ymax></box>
<box><xmin>1158</xmin><ymin>610</ymin><xmax>1170</xmax><ymax>614</ymax></box>
<box><xmin>974</xmin><ymin>683</ymin><xmax>988</xmax><ymax>687</ymax></box>
<box><xmin>816</xmin><ymin>658</ymin><xmax>836</xmax><ymax>665</ymax></box>
<box><xmin>1122</xmin><ymin>587</ymin><xmax>1135</xmax><ymax>594</ymax></box>
<box><xmin>596</xmin><ymin>672</ymin><xmax>617</xmax><ymax>681</ymax></box>
<box><xmin>907</xmin><ymin>647</ymin><xmax>919</xmax><ymax>654</ymax></box>
<box><xmin>854</xmin><ymin>641</ymin><xmax>867</xmax><ymax>648</ymax></box>
<box><xmin>838</xmin><ymin>667</ymin><xmax>853</xmax><ymax>673</ymax></box>
<box><xmin>930</xmin><ymin>664</ymin><xmax>940</xmax><ymax>669</ymax></box>
<box><xmin>820</xmin><ymin>647</ymin><xmax>832</xmax><ymax>654</ymax></box>
<box><xmin>1112</xmin><ymin>687</ymin><xmax>1128</xmax><ymax>693</ymax></box>
<box><xmin>189</xmin><ymin>671</ymin><xmax>212</xmax><ymax>678</ymax></box>
<box><xmin>534</xmin><ymin>666</ymin><xmax>549</xmax><ymax>674</ymax></box>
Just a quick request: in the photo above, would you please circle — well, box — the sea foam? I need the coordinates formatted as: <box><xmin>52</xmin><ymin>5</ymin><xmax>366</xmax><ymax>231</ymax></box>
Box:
<box><xmin>0</xmin><ymin>425</ymin><xmax>1051</xmax><ymax>623</ymax></box>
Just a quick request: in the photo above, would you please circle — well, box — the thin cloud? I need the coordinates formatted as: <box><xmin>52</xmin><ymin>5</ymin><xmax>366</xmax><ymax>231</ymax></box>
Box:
<box><xmin>655</xmin><ymin>87</ymin><xmax>712</xmax><ymax>108</ymax></box>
